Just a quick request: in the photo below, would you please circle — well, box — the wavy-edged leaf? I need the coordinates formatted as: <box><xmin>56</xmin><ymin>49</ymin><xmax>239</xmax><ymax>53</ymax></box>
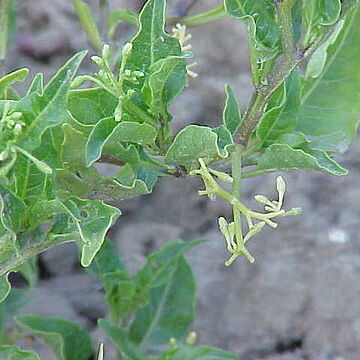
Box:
<box><xmin>30</xmin><ymin>197</ymin><xmax>120</xmax><ymax>267</ymax></box>
<box><xmin>16</xmin><ymin>315</ymin><xmax>94</xmax><ymax>360</ymax></box>
<box><xmin>57</xmin><ymin>167</ymin><xmax>152</xmax><ymax>201</ymax></box>
<box><xmin>125</xmin><ymin>0</ymin><xmax>183</xmax><ymax>90</ymax></box>
<box><xmin>223</xmin><ymin>84</ymin><xmax>242</xmax><ymax>135</ymax></box>
<box><xmin>165</xmin><ymin>125</ymin><xmax>232</xmax><ymax>169</ymax></box>
<box><xmin>130</xmin><ymin>256</ymin><xmax>195</xmax><ymax>353</ymax></box>
<box><xmin>298</xmin><ymin>5</ymin><xmax>360</xmax><ymax>149</ymax></box>
<box><xmin>256</xmin><ymin>143</ymin><xmax>347</xmax><ymax>175</ymax></box>
<box><xmin>86</xmin><ymin>117</ymin><xmax>157</xmax><ymax>166</ymax></box>
<box><xmin>0</xmin><ymin>345</ymin><xmax>41</xmax><ymax>360</ymax></box>
<box><xmin>142</xmin><ymin>55</ymin><xmax>187</xmax><ymax>119</ymax></box>
<box><xmin>0</xmin><ymin>68</ymin><xmax>29</xmax><ymax>97</ymax></box>
<box><xmin>16</xmin><ymin>51</ymin><xmax>86</xmax><ymax>151</ymax></box>
<box><xmin>224</xmin><ymin>0</ymin><xmax>280</xmax><ymax>56</ymax></box>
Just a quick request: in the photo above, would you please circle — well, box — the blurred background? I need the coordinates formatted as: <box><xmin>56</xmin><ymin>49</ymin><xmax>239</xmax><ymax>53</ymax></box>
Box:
<box><xmin>5</xmin><ymin>0</ymin><xmax>360</xmax><ymax>359</ymax></box>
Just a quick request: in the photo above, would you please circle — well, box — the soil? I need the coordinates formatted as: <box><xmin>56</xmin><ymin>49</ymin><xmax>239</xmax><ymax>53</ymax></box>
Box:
<box><xmin>4</xmin><ymin>1</ymin><xmax>360</xmax><ymax>359</ymax></box>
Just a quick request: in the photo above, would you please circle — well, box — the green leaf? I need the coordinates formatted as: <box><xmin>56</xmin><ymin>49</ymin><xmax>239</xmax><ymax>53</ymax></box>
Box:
<box><xmin>165</xmin><ymin>125</ymin><xmax>232</xmax><ymax>169</ymax></box>
<box><xmin>108</xmin><ymin>9</ymin><xmax>139</xmax><ymax>38</ymax></box>
<box><xmin>0</xmin><ymin>68</ymin><xmax>29</xmax><ymax>97</ymax></box>
<box><xmin>161</xmin><ymin>345</ymin><xmax>238</xmax><ymax>360</ymax></box>
<box><xmin>321</xmin><ymin>0</ymin><xmax>342</xmax><ymax>25</ymax></box>
<box><xmin>57</xmin><ymin>167</ymin><xmax>152</xmax><ymax>201</ymax></box>
<box><xmin>224</xmin><ymin>0</ymin><xmax>280</xmax><ymax>55</ymax></box>
<box><xmin>16</xmin><ymin>315</ymin><xmax>94</xmax><ymax>360</ymax></box>
<box><xmin>16</xmin><ymin>51</ymin><xmax>86</xmax><ymax>151</ymax></box>
<box><xmin>88</xmin><ymin>237</ymin><xmax>126</xmax><ymax>275</ymax></box>
<box><xmin>257</xmin><ymin>68</ymin><xmax>301</xmax><ymax>147</ymax></box>
<box><xmin>68</xmin><ymin>88</ymin><xmax>118</xmax><ymax>126</ymax></box>
<box><xmin>130</xmin><ymin>256</ymin><xmax>196</xmax><ymax>353</ymax></box>
<box><xmin>0</xmin><ymin>345</ymin><xmax>41</xmax><ymax>360</ymax></box>
<box><xmin>142</xmin><ymin>55</ymin><xmax>187</xmax><ymax>119</ymax></box>
<box><xmin>298</xmin><ymin>5</ymin><xmax>360</xmax><ymax>149</ymax></box>
<box><xmin>86</xmin><ymin>117</ymin><xmax>157</xmax><ymax>166</ymax></box>
<box><xmin>305</xmin><ymin>19</ymin><xmax>344</xmax><ymax>78</ymax></box>
<box><xmin>71</xmin><ymin>0</ymin><xmax>102</xmax><ymax>51</ymax></box>
<box><xmin>99</xmin><ymin>319</ymin><xmax>143</xmax><ymax>360</ymax></box>
<box><xmin>222</xmin><ymin>84</ymin><xmax>241</xmax><ymax>135</ymax></box>
<box><xmin>135</xmin><ymin>240</ymin><xmax>201</xmax><ymax>292</ymax></box>
<box><xmin>30</xmin><ymin>197</ymin><xmax>120</xmax><ymax>267</ymax></box>
<box><xmin>125</xmin><ymin>0</ymin><xmax>183</xmax><ymax>90</ymax></box>
<box><xmin>302</xmin><ymin>0</ymin><xmax>341</xmax><ymax>47</ymax></box>
<box><xmin>256</xmin><ymin>143</ymin><xmax>347</xmax><ymax>175</ymax></box>
<box><xmin>102</xmin><ymin>271</ymin><xmax>136</xmax><ymax>323</ymax></box>
<box><xmin>88</xmin><ymin>239</ymin><xmax>135</xmax><ymax>322</ymax></box>
<box><xmin>27</xmin><ymin>73</ymin><xmax>44</xmax><ymax>95</ymax></box>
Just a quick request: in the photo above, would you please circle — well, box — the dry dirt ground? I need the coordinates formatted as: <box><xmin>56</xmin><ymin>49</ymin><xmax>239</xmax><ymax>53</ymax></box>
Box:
<box><xmin>4</xmin><ymin>1</ymin><xmax>360</xmax><ymax>359</ymax></box>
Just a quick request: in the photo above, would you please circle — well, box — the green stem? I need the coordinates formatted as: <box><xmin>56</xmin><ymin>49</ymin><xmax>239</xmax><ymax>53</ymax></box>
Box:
<box><xmin>0</xmin><ymin>0</ymin><xmax>10</xmax><ymax>76</ymax></box>
<box><xmin>277</xmin><ymin>0</ymin><xmax>297</xmax><ymax>62</ymax></box>
<box><xmin>179</xmin><ymin>5</ymin><xmax>226</xmax><ymax>27</ymax></box>
<box><xmin>231</xmin><ymin>146</ymin><xmax>243</xmax><ymax>246</ymax></box>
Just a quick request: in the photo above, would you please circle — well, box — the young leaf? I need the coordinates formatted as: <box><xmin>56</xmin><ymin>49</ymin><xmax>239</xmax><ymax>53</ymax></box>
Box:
<box><xmin>222</xmin><ymin>84</ymin><xmax>242</xmax><ymax>135</ymax></box>
<box><xmin>298</xmin><ymin>5</ymin><xmax>360</xmax><ymax>148</ymax></box>
<box><xmin>305</xmin><ymin>19</ymin><xmax>344</xmax><ymax>78</ymax></box>
<box><xmin>130</xmin><ymin>256</ymin><xmax>196</xmax><ymax>353</ymax></box>
<box><xmin>16</xmin><ymin>315</ymin><xmax>94</xmax><ymax>360</ymax></box>
<box><xmin>99</xmin><ymin>319</ymin><xmax>143</xmax><ymax>360</ymax></box>
<box><xmin>165</xmin><ymin>125</ymin><xmax>232</xmax><ymax>169</ymax></box>
<box><xmin>71</xmin><ymin>0</ymin><xmax>102</xmax><ymax>51</ymax></box>
<box><xmin>108</xmin><ymin>9</ymin><xmax>139</xmax><ymax>38</ymax></box>
<box><xmin>0</xmin><ymin>345</ymin><xmax>41</xmax><ymax>360</ymax></box>
<box><xmin>256</xmin><ymin>143</ymin><xmax>347</xmax><ymax>175</ymax></box>
<box><xmin>125</xmin><ymin>0</ymin><xmax>184</xmax><ymax>89</ymax></box>
<box><xmin>142</xmin><ymin>55</ymin><xmax>187</xmax><ymax>119</ymax></box>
